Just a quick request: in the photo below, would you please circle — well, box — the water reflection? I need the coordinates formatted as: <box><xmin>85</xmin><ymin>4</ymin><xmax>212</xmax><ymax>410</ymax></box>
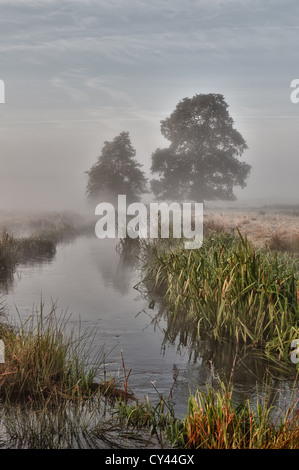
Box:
<box><xmin>94</xmin><ymin>237</ymin><xmax>141</xmax><ymax>295</ymax></box>
<box><xmin>138</xmin><ymin>288</ymin><xmax>298</xmax><ymax>412</ymax></box>
<box><xmin>1</xmin><ymin>235</ymin><xmax>297</xmax><ymax>418</ymax></box>
<box><xmin>0</xmin><ymin>251</ymin><xmax>56</xmax><ymax>295</ymax></box>
<box><xmin>95</xmin><ymin>251</ymin><xmax>137</xmax><ymax>296</ymax></box>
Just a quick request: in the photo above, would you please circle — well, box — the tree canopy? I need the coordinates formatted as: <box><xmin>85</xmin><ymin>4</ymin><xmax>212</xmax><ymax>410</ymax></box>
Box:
<box><xmin>86</xmin><ymin>131</ymin><xmax>147</xmax><ymax>202</ymax></box>
<box><xmin>150</xmin><ymin>94</ymin><xmax>251</xmax><ymax>201</ymax></box>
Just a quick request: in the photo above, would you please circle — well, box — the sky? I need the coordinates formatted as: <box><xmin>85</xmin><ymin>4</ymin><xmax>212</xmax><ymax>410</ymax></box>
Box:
<box><xmin>0</xmin><ymin>0</ymin><xmax>299</xmax><ymax>211</ymax></box>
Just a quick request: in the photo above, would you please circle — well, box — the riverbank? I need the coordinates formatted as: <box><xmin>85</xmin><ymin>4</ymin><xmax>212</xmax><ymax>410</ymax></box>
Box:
<box><xmin>0</xmin><ymin>207</ymin><xmax>298</xmax><ymax>448</ymax></box>
<box><xmin>0</xmin><ymin>302</ymin><xmax>298</xmax><ymax>449</ymax></box>
<box><xmin>139</xmin><ymin>230</ymin><xmax>299</xmax><ymax>371</ymax></box>
<box><xmin>0</xmin><ymin>210</ymin><xmax>95</xmax><ymax>280</ymax></box>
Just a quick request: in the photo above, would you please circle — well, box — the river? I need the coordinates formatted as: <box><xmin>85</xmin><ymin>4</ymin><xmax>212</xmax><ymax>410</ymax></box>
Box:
<box><xmin>2</xmin><ymin>234</ymin><xmax>297</xmax><ymax>418</ymax></box>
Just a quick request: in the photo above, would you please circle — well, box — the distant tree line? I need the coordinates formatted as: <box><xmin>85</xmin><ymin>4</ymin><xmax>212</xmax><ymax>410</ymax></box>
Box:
<box><xmin>85</xmin><ymin>93</ymin><xmax>251</xmax><ymax>203</ymax></box>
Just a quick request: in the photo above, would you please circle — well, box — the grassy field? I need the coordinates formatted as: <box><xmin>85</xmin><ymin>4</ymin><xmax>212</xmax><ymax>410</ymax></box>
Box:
<box><xmin>202</xmin><ymin>204</ymin><xmax>299</xmax><ymax>252</ymax></box>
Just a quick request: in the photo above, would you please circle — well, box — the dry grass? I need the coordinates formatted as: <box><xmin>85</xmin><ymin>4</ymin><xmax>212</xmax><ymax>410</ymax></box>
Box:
<box><xmin>203</xmin><ymin>205</ymin><xmax>299</xmax><ymax>251</ymax></box>
<box><xmin>0</xmin><ymin>303</ymin><xmax>105</xmax><ymax>403</ymax></box>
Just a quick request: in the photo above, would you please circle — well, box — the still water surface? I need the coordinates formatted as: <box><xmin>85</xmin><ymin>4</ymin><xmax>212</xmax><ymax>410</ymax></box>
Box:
<box><xmin>3</xmin><ymin>235</ymin><xmax>297</xmax><ymax>417</ymax></box>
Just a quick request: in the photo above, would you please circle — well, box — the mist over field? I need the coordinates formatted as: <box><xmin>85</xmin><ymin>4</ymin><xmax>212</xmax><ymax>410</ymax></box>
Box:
<box><xmin>0</xmin><ymin>0</ymin><xmax>298</xmax><ymax>213</ymax></box>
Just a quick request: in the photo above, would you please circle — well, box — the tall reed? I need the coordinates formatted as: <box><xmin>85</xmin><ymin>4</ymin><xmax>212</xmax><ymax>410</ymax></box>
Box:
<box><xmin>0</xmin><ymin>230</ymin><xmax>56</xmax><ymax>277</ymax></box>
<box><xmin>141</xmin><ymin>231</ymin><xmax>299</xmax><ymax>367</ymax></box>
<box><xmin>171</xmin><ymin>378</ymin><xmax>299</xmax><ymax>449</ymax></box>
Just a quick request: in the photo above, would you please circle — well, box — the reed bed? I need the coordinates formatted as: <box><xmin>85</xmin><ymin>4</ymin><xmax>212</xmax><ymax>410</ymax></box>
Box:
<box><xmin>140</xmin><ymin>231</ymin><xmax>299</xmax><ymax>368</ymax></box>
<box><xmin>114</xmin><ymin>375</ymin><xmax>298</xmax><ymax>449</ymax></box>
<box><xmin>0</xmin><ymin>230</ymin><xmax>56</xmax><ymax>277</ymax></box>
<box><xmin>170</xmin><ymin>379</ymin><xmax>299</xmax><ymax>449</ymax></box>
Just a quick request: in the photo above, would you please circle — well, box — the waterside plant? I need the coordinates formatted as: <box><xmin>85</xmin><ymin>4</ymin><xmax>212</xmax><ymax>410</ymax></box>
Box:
<box><xmin>139</xmin><ymin>230</ymin><xmax>299</xmax><ymax>369</ymax></box>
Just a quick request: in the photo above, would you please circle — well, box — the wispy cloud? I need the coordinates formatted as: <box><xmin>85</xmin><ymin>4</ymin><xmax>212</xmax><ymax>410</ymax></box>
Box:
<box><xmin>1</xmin><ymin>0</ymin><xmax>298</xmax><ymax>207</ymax></box>
<box><xmin>0</xmin><ymin>0</ymin><xmax>297</xmax><ymax>85</ymax></box>
<box><xmin>85</xmin><ymin>76</ymin><xmax>134</xmax><ymax>105</ymax></box>
<box><xmin>51</xmin><ymin>77</ymin><xmax>89</xmax><ymax>103</ymax></box>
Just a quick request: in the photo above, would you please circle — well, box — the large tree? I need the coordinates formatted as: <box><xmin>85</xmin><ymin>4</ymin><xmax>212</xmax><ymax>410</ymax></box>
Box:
<box><xmin>150</xmin><ymin>94</ymin><xmax>251</xmax><ymax>201</ymax></box>
<box><xmin>86</xmin><ymin>131</ymin><xmax>147</xmax><ymax>202</ymax></box>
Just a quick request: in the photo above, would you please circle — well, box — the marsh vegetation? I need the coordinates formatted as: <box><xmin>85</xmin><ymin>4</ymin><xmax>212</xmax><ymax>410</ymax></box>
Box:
<box><xmin>0</xmin><ymin>207</ymin><xmax>298</xmax><ymax>449</ymax></box>
<box><xmin>138</xmin><ymin>230</ymin><xmax>298</xmax><ymax>370</ymax></box>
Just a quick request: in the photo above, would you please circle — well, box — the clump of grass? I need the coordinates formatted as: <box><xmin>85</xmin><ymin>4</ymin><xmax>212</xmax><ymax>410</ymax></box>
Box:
<box><xmin>116</xmin><ymin>395</ymin><xmax>174</xmax><ymax>430</ymax></box>
<box><xmin>0</xmin><ymin>230</ymin><xmax>57</xmax><ymax>278</ymax></box>
<box><xmin>140</xmin><ymin>231</ymin><xmax>299</xmax><ymax>368</ymax></box>
<box><xmin>170</xmin><ymin>378</ymin><xmax>299</xmax><ymax>449</ymax></box>
<box><xmin>0</xmin><ymin>302</ymin><xmax>104</xmax><ymax>403</ymax></box>
<box><xmin>111</xmin><ymin>374</ymin><xmax>299</xmax><ymax>449</ymax></box>
<box><xmin>116</xmin><ymin>236</ymin><xmax>141</xmax><ymax>267</ymax></box>
<box><xmin>0</xmin><ymin>231</ymin><xmax>19</xmax><ymax>274</ymax></box>
<box><xmin>115</xmin><ymin>396</ymin><xmax>175</xmax><ymax>447</ymax></box>
<box><xmin>16</xmin><ymin>234</ymin><xmax>56</xmax><ymax>260</ymax></box>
